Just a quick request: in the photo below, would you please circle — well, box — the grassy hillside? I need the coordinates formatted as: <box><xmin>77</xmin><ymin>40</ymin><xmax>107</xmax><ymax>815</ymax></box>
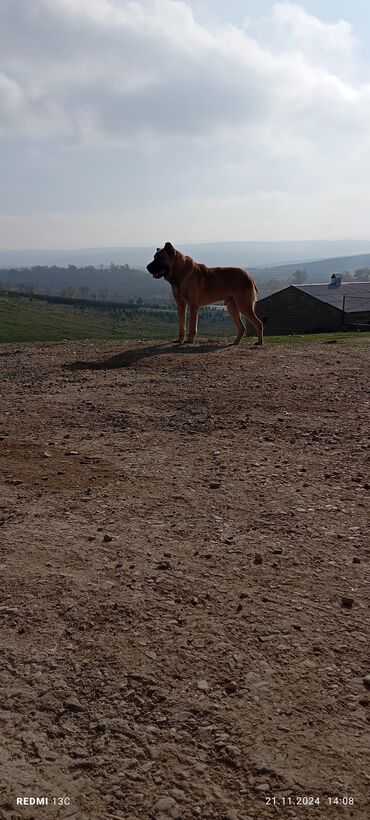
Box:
<box><xmin>0</xmin><ymin>294</ymin><xmax>233</xmax><ymax>343</ymax></box>
<box><xmin>0</xmin><ymin>294</ymin><xmax>369</xmax><ymax>345</ymax></box>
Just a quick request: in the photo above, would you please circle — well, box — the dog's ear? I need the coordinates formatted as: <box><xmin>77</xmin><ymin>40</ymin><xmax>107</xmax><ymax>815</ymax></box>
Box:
<box><xmin>164</xmin><ymin>242</ymin><xmax>175</xmax><ymax>256</ymax></box>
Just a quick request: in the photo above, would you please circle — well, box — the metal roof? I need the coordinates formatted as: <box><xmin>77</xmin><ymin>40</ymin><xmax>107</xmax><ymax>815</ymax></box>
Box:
<box><xmin>293</xmin><ymin>282</ymin><xmax>370</xmax><ymax>313</ymax></box>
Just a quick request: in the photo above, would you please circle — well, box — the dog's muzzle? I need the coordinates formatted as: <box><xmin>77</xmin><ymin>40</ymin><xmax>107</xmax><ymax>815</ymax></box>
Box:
<box><xmin>147</xmin><ymin>262</ymin><xmax>166</xmax><ymax>279</ymax></box>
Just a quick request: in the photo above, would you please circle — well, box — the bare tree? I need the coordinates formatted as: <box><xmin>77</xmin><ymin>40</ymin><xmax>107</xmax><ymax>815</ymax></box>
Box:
<box><xmin>78</xmin><ymin>286</ymin><xmax>90</xmax><ymax>299</ymax></box>
<box><xmin>97</xmin><ymin>288</ymin><xmax>108</xmax><ymax>301</ymax></box>
<box><xmin>292</xmin><ymin>269</ymin><xmax>308</xmax><ymax>285</ymax></box>
<box><xmin>22</xmin><ymin>281</ymin><xmax>40</xmax><ymax>296</ymax></box>
<box><xmin>61</xmin><ymin>286</ymin><xmax>77</xmax><ymax>299</ymax></box>
<box><xmin>354</xmin><ymin>267</ymin><xmax>370</xmax><ymax>282</ymax></box>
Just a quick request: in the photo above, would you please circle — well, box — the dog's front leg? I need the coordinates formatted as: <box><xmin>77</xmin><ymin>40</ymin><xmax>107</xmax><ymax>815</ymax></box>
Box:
<box><xmin>173</xmin><ymin>298</ymin><xmax>186</xmax><ymax>343</ymax></box>
<box><xmin>184</xmin><ymin>304</ymin><xmax>198</xmax><ymax>343</ymax></box>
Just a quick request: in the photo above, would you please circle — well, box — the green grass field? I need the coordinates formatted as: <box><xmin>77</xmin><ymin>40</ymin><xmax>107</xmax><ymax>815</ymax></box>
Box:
<box><xmin>0</xmin><ymin>295</ymin><xmax>369</xmax><ymax>345</ymax></box>
<box><xmin>0</xmin><ymin>295</ymin><xmax>234</xmax><ymax>343</ymax></box>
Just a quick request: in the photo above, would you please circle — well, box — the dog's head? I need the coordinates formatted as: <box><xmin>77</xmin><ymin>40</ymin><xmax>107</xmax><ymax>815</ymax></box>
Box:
<box><xmin>146</xmin><ymin>242</ymin><xmax>175</xmax><ymax>279</ymax></box>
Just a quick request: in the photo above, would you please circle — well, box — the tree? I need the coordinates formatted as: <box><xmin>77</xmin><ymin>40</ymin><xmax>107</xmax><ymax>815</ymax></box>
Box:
<box><xmin>341</xmin><ymin>271</ymin><xmax>353</xmax><ymax>282</ymax></box>
<box><xmin>78</xmin><ymin>286</ymin><xmax>90</xmax><ymax>299</ymax></box>
<box><xmin>61</xmin><ymin>286</ymin><xmax>77</xmax><ymax>299</ymax></box>
<box><xmin>354</xmin><ymin>267</ymin><xmax>370</xmax><ymax>282</ymax></box>
<box><xmin>292</xmin><ymin>269</ymin><xmax>308</xmax><ymax>285</ymax></box>
<box><xmin>97</xmin><ymin>288</ymin><xmax>108</xmax><ymax>301</ymax></box>
<box><xmin>21</xmin><ymin>281</ymin><xmax>39</xmax><ymax>296</ymax></box>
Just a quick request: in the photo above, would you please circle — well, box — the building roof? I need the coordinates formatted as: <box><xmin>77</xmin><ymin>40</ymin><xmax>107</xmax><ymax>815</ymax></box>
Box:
<box><xmin>293</xmin><ymin>282</ymin><xmax>370</xmax><ymax>314</ymax></box>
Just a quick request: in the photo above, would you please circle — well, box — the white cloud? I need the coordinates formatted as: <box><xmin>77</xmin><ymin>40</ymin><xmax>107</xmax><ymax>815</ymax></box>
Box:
<box><xmin>1</xmin><ymin>1</ymin><xmax>370</xmax><ymax>246</ymax></box>
<box><xmin>272</xmin><ymin>2</ymin><xmax>357</xmax><ymax>59</ymax></box>
<box><xmin>0</xmin><ymin>0</ymin><xmax>368</xmax><ymax>146</ymax></box>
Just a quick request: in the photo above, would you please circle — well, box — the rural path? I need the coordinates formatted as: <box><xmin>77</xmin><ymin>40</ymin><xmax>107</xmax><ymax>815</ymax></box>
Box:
<box><xmin>0</xmin><ymin>338</ymin><xmax>369</xmax><ymax>820</ymax></box>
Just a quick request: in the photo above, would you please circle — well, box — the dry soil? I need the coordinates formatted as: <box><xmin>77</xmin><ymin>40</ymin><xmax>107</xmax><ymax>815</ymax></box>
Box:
<box><xmin>0</xmin><ymin>338</ymin><xmax>369</xmax><ymax>820</ymax></box>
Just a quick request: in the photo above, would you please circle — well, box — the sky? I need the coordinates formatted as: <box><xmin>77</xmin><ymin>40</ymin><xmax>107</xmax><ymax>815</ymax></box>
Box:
<box><xmin>1</xmin><ymin>0</ymin><xmax>370</xmax><ymax>251</ymax></box>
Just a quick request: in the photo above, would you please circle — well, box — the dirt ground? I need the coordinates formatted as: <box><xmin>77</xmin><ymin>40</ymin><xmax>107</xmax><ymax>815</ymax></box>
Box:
<box><xmin>0</xmin><ymin>337</ymin><xmax>369</xmax><ymax>820</ymax></box>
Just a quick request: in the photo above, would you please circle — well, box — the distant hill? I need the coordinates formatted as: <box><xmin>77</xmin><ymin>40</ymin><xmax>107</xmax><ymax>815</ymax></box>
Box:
<box><xmin>1</xmin><ymin>251</ymin><xmax>370</xmax><ymax>303</ymax></box>
<box><xmin>1</xmin><ymin>239</ymin><xmax>370</xmax><ymax>269</ymax></box>
<box><xmin>251</xmin><ymin>253</ymin><xmax>370</xmax><ymax>283</ymax></box>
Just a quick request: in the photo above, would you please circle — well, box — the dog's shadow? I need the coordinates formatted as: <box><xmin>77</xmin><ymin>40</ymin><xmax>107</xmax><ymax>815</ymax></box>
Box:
<box><xmin>66</xmin><ymin>341</ymin><xmax>224</xmax><ymax>371</ymax></box>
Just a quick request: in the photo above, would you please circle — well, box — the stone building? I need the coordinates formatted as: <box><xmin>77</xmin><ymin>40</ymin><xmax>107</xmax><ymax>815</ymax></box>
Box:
<box><xmin>254</xmin><ymin>276</ymin><xmax>370</xmax><ymax>335</ymax></box>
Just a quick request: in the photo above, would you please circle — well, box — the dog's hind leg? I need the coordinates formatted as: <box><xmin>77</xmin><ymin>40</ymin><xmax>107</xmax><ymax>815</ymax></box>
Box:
<box><xmin>226</xmin><ymin>298</ymin><xmax>246</xmax><ymax>345</ymax></box>
<box><xmin>237</xmin><ymin>300</ymin><xmax>263</xmax><ymax>346</ymax></box>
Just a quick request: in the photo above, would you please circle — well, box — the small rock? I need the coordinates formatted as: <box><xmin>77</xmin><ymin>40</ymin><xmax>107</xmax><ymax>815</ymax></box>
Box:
<box><xmin>69</xmin><ymin>759</ymin><xmax>93</xmax><ymax>770</ymax></box>
<box><xmin>253</xmin><ymin>553</ymin><xmax>263</xmax><ymax>565</ymax></box>
<box><xmin>197</xmin><ymin>679</ymin><xmax>209</xmax><ymax>691</ymax></box>
<box><xmin>64</xmin><ymin>697</ymin><xmax>83</xmax><ymax>712</ymax></box>
<box><xmin>103</xmin><ymin>533</ymin><xmax>113</xmax><ymax>542</ymax></box>
<box><xmin>0</xmin><ymin>606</ymin><xmax>21</xmax><ymax>615</ymax></box>
<box><xmin>224</xmin><ymin>681</ymin><xmax>238</xmax><ymax>695</ymax></box>
<box><xmin>53</xmin><ymin>679</ymin><xmax>68</xmax><ymax>689</ymax></box>
<box><xmin>173</xmin><ymin>710</ymin><xmax>192</xmax><ymax>723</ymax></box>
<box><xmin>272</xmin><ymin>547</ymin><xmax>283</xmax><ymax>554</ymax></box>
<box><xmin>256</xmin><ymin>762</ymin><xmax>271</xmax><ymax>774</ymax></box>
<box><xmin>209</xmin><ymin>481</ymin><xmax>221</xmax><ymax>489</ymax></box>
<box><xmin>43</xmin><ymin>451</ymin><xmax>52</xmax><ymax>458</ymax></box>
<box><xmin>255</xmin><ymin>782</ymin><xmax>270</xmax><ymax>792</ymax></box>
<box><xmin>89</xmin><ymin>720</ymin><xmax>107</xmax><ymax>732</ymax></box>
<box><xmin>363</xmin><ymin>675</ymin><xmax>370</xmax><ymax>690</ymax></box>
<box><xmin>341</xmin><ymin>596</ymin><xmax>354</xmax><ymax>609</ymax></box>
<box><xmin>352</xmin><ymin>557</ymin><xmax>361</xmax><ymax>564</ymax></box>
<box><xmin>155</xmin><ymin>796</ymin><xmax>177</xmax><ymax>812</ymax></box>
<box><xmin>170</xmin><ymin>788</ymin><xmax>186</xmax><ymax>802</ymax></box>
<box><xmin>158</xmin><ymin>560</ymin><xmax>171</xmax><ymax>570</ymax></box>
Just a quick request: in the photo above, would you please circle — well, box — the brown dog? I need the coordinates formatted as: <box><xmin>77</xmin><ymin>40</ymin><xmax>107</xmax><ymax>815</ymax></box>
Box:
<box><xmin>147</xmin><ymin>242</ymin><xmax>263</xmax><ymax>345</ymax></box>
